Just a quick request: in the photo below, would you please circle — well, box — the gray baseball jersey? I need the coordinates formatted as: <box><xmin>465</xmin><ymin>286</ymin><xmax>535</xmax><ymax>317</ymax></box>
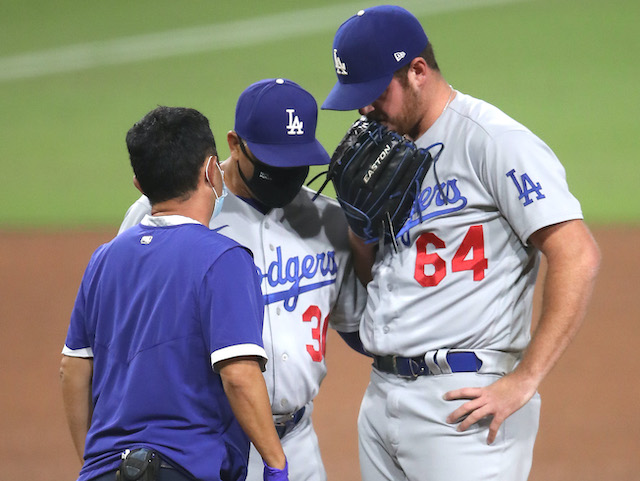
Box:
<box><xmin>357</xmin><ymin>90</ymin><xmax>583</xmax><ymax>481</ymax></box>
<box><xmin>361</xmin><ymin>90</ymin><xmax>583</xmax><ymax>358</ymax></box>
<box><xmin>119</xmin><ymin>185</ymin><xmax>365</xmax><ymax>481</ymax></box>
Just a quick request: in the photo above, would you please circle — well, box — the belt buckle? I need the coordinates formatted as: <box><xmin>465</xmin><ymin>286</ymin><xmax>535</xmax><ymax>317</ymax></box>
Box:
<box><xmin>274</xmin><ymin>408</ymin><xmax>304</xmax><ymax>439</ymax></box>
<box><xmin>393</xmin><ymin>356</ymin><xmax>423</xmax><ymax>380</ymax></box>
<box><xmin>274</xmin><ymin>414</ymin><xmax>294</xmax><ymax>440</ymax></box>
<box><xmin>274</xmin><ymin>412</ymin><xmax>295</xmax><ymax>427</ymax></box>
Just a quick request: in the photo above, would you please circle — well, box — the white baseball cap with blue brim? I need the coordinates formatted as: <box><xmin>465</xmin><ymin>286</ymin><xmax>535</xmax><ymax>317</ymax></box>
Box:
<box><xmin>235</xmin><ymin>78</ymin><xmax>330</xmax><ymax>168</ymax></box>
<box><xmin>322</xmin><ymin>5</ymin><xmax>429</xmax><ymax>111</ymax></box>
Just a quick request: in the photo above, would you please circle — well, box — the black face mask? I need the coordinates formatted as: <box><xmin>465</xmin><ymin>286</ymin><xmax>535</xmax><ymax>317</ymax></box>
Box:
<box><xmin>237</xmin><ymin>139</ymin><xmax>309</xmax><ymax>209</ymax></box>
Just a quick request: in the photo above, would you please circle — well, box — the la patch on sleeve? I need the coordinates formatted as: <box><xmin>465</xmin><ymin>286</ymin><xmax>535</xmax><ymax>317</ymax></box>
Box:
<box><xmin>506</xmin><ymin>169</ymin><xmax>546</xmax><ymax>206</ymax></box>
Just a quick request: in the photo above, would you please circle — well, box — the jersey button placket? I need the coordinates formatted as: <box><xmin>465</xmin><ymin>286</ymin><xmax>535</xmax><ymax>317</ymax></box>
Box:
<box><xmin>382</xmin><ymin>267</ymin><xmax>401</xmax><ymax>342</ymax></box>
<box><xmin>260</xmin><ymin>217</ymin><xmax>275</xmax><ymax>331</ymax></box>
<box><xmin>373</xmin><ymin>264</ymin><xmax>389</xmax><ymax>345</ymax></box>
<box><xmin>264</xmin><ymin>215</ymin><xmax>274</xmax><ymax>251</ymax></box>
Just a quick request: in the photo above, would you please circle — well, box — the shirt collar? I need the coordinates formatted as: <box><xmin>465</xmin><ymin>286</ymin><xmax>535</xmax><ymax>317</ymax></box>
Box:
<box><xmin>141</xmin><ymin>214</ymin><xmax>203</xmax><ymax>227</ymax></box>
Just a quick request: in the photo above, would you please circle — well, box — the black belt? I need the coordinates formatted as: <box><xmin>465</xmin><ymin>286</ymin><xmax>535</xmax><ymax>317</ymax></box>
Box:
<box><xmin>90</xmin><ymin>465</ymin><xmax>189</xmax><ymax>481</ymax></box>
<box><xmin>274</xmin><ymin>406</ymin><xmax>306</xmax><ymax>439</ymax></box>
<box><xmin>373</xmin><ymin>351</ymin><xmax>483</xmax><ymax>379</ymax></box>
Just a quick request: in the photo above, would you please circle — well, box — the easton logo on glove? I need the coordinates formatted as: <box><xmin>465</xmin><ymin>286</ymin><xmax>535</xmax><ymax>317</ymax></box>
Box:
<box><xmin>326</xmin><ymin>117</ymin><xmax>435</xmax><ymax>247</ymax></box>
<box><xmin>363</xmin><ymin>143</ymin><xmax>392</xmax><ymax>185</ymax></box>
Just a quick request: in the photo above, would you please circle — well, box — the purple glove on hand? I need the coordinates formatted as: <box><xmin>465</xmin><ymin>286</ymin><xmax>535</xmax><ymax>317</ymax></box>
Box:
<box><xmin>263</xmin><ymin>459</ymin><xmax>289</xmax><ymax>481</ymax></box>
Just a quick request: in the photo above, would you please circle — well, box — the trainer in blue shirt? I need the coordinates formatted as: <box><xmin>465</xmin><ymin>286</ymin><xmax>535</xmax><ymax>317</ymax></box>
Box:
<box><xmin>60</xmin><ymin>106</ymin><xmax>288</xmax><ymax>481</ymax></box>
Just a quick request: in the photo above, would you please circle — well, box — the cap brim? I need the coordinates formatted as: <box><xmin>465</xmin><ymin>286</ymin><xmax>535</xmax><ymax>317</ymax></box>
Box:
<box><xmin>321</xmin><ymin>74</ymin><xmax>393</xmax><ymax>111</ymax></box>
<box><xmin>245</xmin><ymin>138</ymin><xmax>330</xmax><ymax>168</ymax></box>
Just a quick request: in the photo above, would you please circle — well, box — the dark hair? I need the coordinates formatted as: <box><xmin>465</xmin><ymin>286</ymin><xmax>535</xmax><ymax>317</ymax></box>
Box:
<box><xmin>393</xmin><ymin>43</ymin><xmax>440</xmax><ymax>85</ymax></box>
<box><xmin>126</xmin><ymin>106</ymin><xmax>217</xmax><ymax>204</ymax></box>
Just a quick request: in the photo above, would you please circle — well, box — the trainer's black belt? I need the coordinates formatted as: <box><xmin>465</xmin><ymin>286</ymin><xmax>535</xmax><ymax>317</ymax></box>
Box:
<box><xmin>372</xmin><ymin>351</ymin><xmax>483</xmax><ymax>379</ymax></box>
<box><xmin>90</xmin><ymin>464</ymin><xmax>190</xmax><ymax>481</ymax></box>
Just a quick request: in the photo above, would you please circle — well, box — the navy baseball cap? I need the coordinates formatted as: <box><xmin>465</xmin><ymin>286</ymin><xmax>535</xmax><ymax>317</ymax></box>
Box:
<box><xmin>234</xmin><ymin>78</ymin><xmax>330</xmax><ymax>167</ymax></box>
<box><xmin>322</xmin><ymin>5</ymin><xmax>429</xmax><ymax>111</ymax></box>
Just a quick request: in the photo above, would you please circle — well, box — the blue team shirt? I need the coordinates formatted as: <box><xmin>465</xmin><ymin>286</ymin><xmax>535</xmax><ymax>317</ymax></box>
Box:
<box><xmin>63</xmin><ymin>216</ymin><xmax>266</xmax><ymax>481</ymax></box>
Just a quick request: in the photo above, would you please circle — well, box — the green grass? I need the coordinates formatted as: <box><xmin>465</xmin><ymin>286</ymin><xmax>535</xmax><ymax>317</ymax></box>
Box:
<box><xmin>1</xmin><ymin>0</ymin><xmax>638</xmax><ymax>228</ymax></box>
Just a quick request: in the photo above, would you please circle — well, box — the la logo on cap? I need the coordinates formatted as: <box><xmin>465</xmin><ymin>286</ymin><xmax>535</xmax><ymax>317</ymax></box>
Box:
<box><xmin>286</xmin><ymin>109</ymin><xmax>304</xmax><ymax>135</ymax></box>
<box><xmin>333</xmin><ymin>49</ymin><xmax>348</xmax><ymax>76</ymax></box>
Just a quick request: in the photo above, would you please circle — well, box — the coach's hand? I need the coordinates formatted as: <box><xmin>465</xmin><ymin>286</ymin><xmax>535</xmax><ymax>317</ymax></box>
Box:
<box><xmin>443</xmin><ymin>372</ymin><xmax>538</xmax><ymax>444</ymax></box>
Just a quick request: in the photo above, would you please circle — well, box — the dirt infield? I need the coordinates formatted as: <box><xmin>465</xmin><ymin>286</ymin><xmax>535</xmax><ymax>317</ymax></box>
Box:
<box><xmin>1</xmin><ymin>226</ymin><xmax>638</xmax><ymax>480</ymax></box>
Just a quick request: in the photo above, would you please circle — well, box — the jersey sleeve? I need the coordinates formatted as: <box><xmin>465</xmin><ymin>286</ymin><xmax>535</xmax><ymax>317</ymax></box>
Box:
<box><xmin>61</xmin><ymin>247</ymin><xmax>108</xmax><ymax>358</ymax></box>
<box><xmin>118</xmin><ymin>195</ymin><xmax>152</xmax><ymax>234</ymax></box>
<box><xmin>327</xmin><ymin>256</ymin><xmax>366</xmax><ymax>333</ymax></box>
<box><xmin>63</xmin><ymin>285</ymin><xmax>94</xmax><ymax>357</ymax></box>
<box><xmin>200</xmin><ymin>246</ymin><xmax>267</xmax><ymax>371</ymax></box>
<box><xmin>482</xmin><ymin>129</ymin><xmax>583</xmax><ymax>245</ymax></box>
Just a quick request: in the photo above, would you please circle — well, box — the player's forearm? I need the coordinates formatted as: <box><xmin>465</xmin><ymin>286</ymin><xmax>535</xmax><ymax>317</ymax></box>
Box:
<box><xmin>517</xmin><ymin>221</ymin><xmax>600</xmax><ymax>387</ymax></box>
<box><xmin>338</xmin><ymin>330</ymin><xmax>371</xmax><ymax>357</ymax></box>
<box><xmin>219</xmin><ymin>358</ymin><xmax>286</xmax><ymax>470</ymax></box>
<box><xmin>348</xmin><ymin>229</ymin><xmax>375</xmax><ymax>285</ymax></box>
<box><xmin>59</xmin><ymin>355</ymin><xmax>93</xmax><ymax>463</ymax></box>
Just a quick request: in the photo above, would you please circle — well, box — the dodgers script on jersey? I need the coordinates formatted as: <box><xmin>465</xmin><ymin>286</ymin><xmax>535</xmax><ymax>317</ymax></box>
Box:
<box><xmin>120</xmin><ymin>187</ymin><xmax>364</xmax><ymax>412</ymax></box>
<box><xmin>361</xmin><ymin>91</ymin><xmax>583</xmax><ymax>358</ymax></box>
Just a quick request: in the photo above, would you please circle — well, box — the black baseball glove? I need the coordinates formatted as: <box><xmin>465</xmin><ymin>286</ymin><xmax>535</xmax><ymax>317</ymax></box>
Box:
<box><xmin>327</xmin><ymin>117</ymin><xmax>434</xmax><ymax>247</ymax></box>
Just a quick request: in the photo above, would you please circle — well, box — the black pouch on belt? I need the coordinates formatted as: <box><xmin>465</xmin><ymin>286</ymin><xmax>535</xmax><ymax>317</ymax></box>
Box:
<box><xmin>116</xmin><ymin>448</ymin><xmax>160</xmax><ymax>481</ymax></box>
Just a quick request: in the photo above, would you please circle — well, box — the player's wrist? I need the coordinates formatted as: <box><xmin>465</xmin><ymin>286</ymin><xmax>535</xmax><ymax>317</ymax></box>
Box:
<box><xmin>263</xmin><ymin>451</ymin><xmax>286</xmax><ymax>470</ymax></box>
<box><xmin>507</xmin><ymin>366</ymin><xmax>542</xmax><ymax>395</ymax></box>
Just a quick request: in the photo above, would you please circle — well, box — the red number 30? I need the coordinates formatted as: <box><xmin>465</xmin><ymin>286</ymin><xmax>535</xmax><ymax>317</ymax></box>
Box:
<box><xmin>414</xmin><ymin>225</ymin><xmax>488</xmax><ymax>287</ymax></box>
<box><xmin>303</xmin><ymin>306</ymin><xmax>329</xmax><ymax>362</ymax></box>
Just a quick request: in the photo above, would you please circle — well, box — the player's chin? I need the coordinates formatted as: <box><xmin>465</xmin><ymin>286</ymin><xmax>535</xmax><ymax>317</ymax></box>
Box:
<box><xmin>380</xmin><ymin>120</ymin><xmax>405</xmax><ymax>136</ymax></box>
<box><xmin>365</xmin><ymin>114</ymin><xmax>404</xmax><ymax>136</ymax></box>
<box><xmin>365</xmin><ymin>112</ymin><xmax>387</xmax><ymax>124</ymax></box>
<box><xmin>375</xmin><ymin>118</ymin><xmax>398</xmax><ymax>133</ymax></box>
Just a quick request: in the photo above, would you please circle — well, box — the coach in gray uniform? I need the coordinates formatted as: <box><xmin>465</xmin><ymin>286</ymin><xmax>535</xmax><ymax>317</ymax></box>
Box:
<box><xmin>119</xmin><ymin>79</ymin><xmax>366</xmax><ymax>481</ymax></box>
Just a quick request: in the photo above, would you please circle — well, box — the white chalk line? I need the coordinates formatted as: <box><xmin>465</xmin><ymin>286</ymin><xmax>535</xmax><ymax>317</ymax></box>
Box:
<box><xmin>0</xmin><ymin>0</ymin><xmax>527</xmax><ymax>82</ymax></box>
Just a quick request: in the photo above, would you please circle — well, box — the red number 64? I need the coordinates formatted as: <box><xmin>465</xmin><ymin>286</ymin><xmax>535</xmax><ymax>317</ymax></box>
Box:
<box><xmin>414</xmin><ymin>225</ymin><xmax>488</xmax><ymax>287</ymax></box>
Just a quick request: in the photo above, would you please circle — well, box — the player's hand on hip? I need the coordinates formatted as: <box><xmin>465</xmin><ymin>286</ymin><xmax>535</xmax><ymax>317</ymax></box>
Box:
<box><xmin>443</xmin><ymin>373</ymin><xmax>537</xmax><ymax>444</ymax></box>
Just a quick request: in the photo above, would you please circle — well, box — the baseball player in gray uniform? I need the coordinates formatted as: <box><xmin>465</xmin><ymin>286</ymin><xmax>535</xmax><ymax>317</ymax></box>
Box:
<box><xmin>322</xmin><ymin>6</ymin><xmax>601</xmax><ymax>481</ymax></box>
<box><xmin>119</xmin><ymin>79</ymin><xmax>366</xmax><ymax>481</ymax></box>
